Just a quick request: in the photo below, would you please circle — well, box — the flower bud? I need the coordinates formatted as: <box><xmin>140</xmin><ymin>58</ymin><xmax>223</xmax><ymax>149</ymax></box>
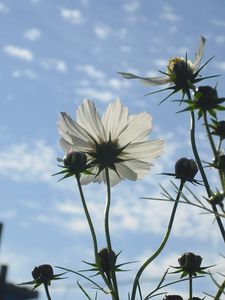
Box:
<box><xmin>98</xmin><ymin>248</ymin><xmax>117</xmax><ymax>276</ymax></box>
<box><xmin>178</xmin><ymin>252</ymin><xmax>202</xmax><ymax>275</ymax></box>
<box><xmin>63</xmin><ymin>150</ymin><xmax>87</xmax><ymax>174</ymax></box>
<box><xmin>175</xmin><ymin>158</ymin><xmax>198</xmax><ymax>182</ymax></box>
<box><xmin>32</xmin><ymin>264</ymin><xmax>54</xmax><ymax>284</ymax></box>
<box><xmin>162</xmin><ymin>295</ymin><xmax>183</xmax><ymax>300</ymax></box>
<box><xmin>211</xmin><ymin>120</ymin><xmax>225</xmax><ymax>140</ymax></box>
<box><xmin>194</xmin><ymin>86</ymin><xmax>218</xmax><ymax>111</ymax></box>
<box><xmin>213</xmin><ymin>155</ymin><xmax>225</xmax><ymax>171</ymax></box>
<box><xmin>209</xmin><ymin>191</ymin><xmax>224</xmax><ymax>211</ymax></box>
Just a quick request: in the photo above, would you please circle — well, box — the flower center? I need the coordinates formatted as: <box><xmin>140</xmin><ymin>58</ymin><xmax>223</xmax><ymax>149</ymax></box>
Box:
<box><xmin>95</xmin><ymin>140</ymin><xmax>120</xmax><ymax>167</ymax></box>
<box><xmin>167</xmin><ymin>57</ymin><xmax>194</xmax><ymax>90</ymax></box>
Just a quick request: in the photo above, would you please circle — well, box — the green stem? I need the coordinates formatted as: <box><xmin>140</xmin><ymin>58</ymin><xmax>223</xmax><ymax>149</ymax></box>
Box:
<box><xmin>190</xmin><ymin>110</ymin><xmax>225</xmax><ymax>242</ymax></box>
<box><xmin>75</xmin><ymin>175</ymin><xmax>111</xmax><ymax>289</ymax></box>
<box><xmin>44</xmin><ymin>283</ymin><xmax>52</xmax><ymax>300</ymax></box>
<box><xmin>203</xmin><ymin>111</ymin><xmax>225</xmax><ymax>192</ymax></box>
<box><xmin>104</xmin><ymin>168</ymin><xmax>119</xmax><ymax>300</ymax></box>
<box><xmin>189</xmin><ymin>274</ymin><xmax>193</xmax><ymax>300</ymax></box>
<box><xmin>76</xmin><ymin>175</ymin><xmax>99</xmax><ymax>261</ymax></box>
<box><xmin>130</xmin><ymin>180</ymin><xmax>184</xmax><ymax>300</ymax></box>
<box><xmin>215</xmin><ymin>279</ymin><xmax>225</xmax><ymax>300</ymax></box>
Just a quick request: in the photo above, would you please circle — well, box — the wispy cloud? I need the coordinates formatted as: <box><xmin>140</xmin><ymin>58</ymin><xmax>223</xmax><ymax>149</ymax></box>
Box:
<box><xmin>40</xmin><ymin>58</ymin><xmax>68</xmax><ymax>73</ymax></box>
<box><xmin>93</xmin><ymin>24</ymin><xmax>111</xmax><ymax>40</ymax></box>
<box><xmin>76</xmin><ymin>64</ymin><xmax>105</xmax><ymax>79</ymax></box>
<box><xmin>24</xmin><ymin>28</ymin><xmax>41</xmax><ymax>41</ymax></box>
<box><xmin>61</xmin><ymin>8</ymin><xmax>85</xmax><ymax>24</ymax></box>
<box><xmin>123</xmin><ymin>2</ymin><xmax>140</xmax><ymax>13</ymax></box>
<box><xmin>160</xmin><ymin>5</ymin><xmax>181</xmax><ymax>22</ymax></box>
<box><xmin>3</xmin><ymin>45</ymin><xmax>34</xmax><ymax>62</ymax></box>
<box><xmin>0</xmin><ymin>2</ymin><xmax>9</xmax><ymax>13</ymax></box>
<box><xmin>211</xmin><ymin>18</ymin><xmax>225</xmax><ymax>27</ymax></box>
<box><xmin>0</xmin><ymin>140</ymin><xmax>56</xmax><ymax>183</ymax></box>
<box><xmin>76</xmin><ymin>87</ymin><xmax>114</xmax><ymax>102</ymax></box>
<box><xmin>12</xmin><ymin>69</ymin><xmax>37</xmax><ymax>79</ymax></box>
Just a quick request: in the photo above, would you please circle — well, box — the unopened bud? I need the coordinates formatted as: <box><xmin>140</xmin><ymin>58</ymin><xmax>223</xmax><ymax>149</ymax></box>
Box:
<box><xmin>98</xmin><ymin>248</ymin><xmax>117</xmax><ymax>276</ymax></box>
<box><xmin>178</xmin><ymin>252</ymin><xmax>202</xmax><ymax>275</ymax></box>
<box><xmin>63</xmin><ymin>150</ymin><xmax>87</xmax><ymax>174</ymax></box>
<box><xmin>32</xmin><ymin>264</ymin><xmax>54</xmax><ymax>284</ymax></box>
<box><xmin>194</xmin><ymin>86</ymin><xmax>218</xmax><ymax>111</ymax></box>
<box><xmin>175</xmin><ymin>158</ymin><xmax>198</xmax><ymax>182</ymax></box>
<box><xmin>163</xmin><ymin>295</ymin><xmax>183</xmax><ymax>300</ymax></box>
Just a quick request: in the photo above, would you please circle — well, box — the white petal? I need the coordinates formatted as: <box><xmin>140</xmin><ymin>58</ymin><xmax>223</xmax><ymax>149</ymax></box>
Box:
<box><xmin>102</xmin><ymin>98</ymin><xmax>129</xmax><ymax>140</ymax></box>
<box><xmin>116</xmin><ymin>163</ymin><xmax>137</xmax><ymax>181</ymax></box>
<box><xmin>118</xmin><ymin>112</ymin><xmax>152</xmax><ymax>145</ymax></box>
<box><xmin>192</xmin><ymin>36</ymin><xmax>206</xmax><ymax>71</ymax></box>
<box><xmin>123</xmin><ymin>140</ymin><xmax>164</xmax><ymax>162</ymax></box>
<box><xmin>119</xmin><ymin>160</ymin><xmax>150</xmax><ymax>179</ymax></box>
<box><xmin>118</xmin><ymin>72</ymin><xmax>171</xmax><ymax>86</ymax></box>
<box><xmin>76</xmin><ymin>100</ymin><xmax>106</xmax><ymax>143</ymax></box>
<box><xmin>140</xmin><ymin>76</ymin><xmax>171</xmax><ymax>86</ymax></box>
<box><xmin>58</xmin><ymin>113</ymin><xmax>90</xmax><ymax>143</ymax></box>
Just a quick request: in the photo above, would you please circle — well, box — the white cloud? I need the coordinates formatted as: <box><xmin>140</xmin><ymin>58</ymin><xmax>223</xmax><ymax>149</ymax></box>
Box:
<box><xmin>123</xmin><ymin>2</ymin><xmax>140</xmax><ymax>13</ymax></box>
<box><xmin>215</xmin><ymin>35</ymin><xmax>225</xmax><ymax>44</ymax></box>
<box><xmin>61</xmin><ymin>8</ymin><xmax>84</xmax><ymax>24</ymax></box>
<box><xmin>12</xmin><ymin>69</ymin><xmax>37</xmax><ymax>79</ymax></box>
<box><xmin>211</xmin><ymin>18</ymin><xmax>225</xmax><ymax>27</ymax></box>
<box><xmin>0</xmin><ymin>3</ymin><xmax>9</xmax><ymax>13</ymax></box>
<box><xmin>160</xmin><ymin>5</ymin><xmax>181</xmax><ymax>22</ymax></box>
<box><xmin>0</xmin><ymin>140</ymin><xmax>56</xmax><ymax>183</ymax></box>
<box><xmin>40</xmin><ymin>58</ymin><xmax>67</xmax><ymax>73</ymax></box>
<box><xmin>213</xmin><ymin>61</ymin><xmax>225</xmax><ymax>71</ymax></box>
<box><xmin>76</xmin><ymin>64</ymin><xmax>105</xmax><ymax>79</ymax></box>
<box><xmin>24</xmin><ymin>28</ymin><xmax>41</xmax><ymax>41</ymax></box>
<box><xmin>3</xmin><ymin>45</ymin><xmax>34</xmax><ymax>62</ymax></box>
<box><xmin>93</xmin><ymin>24</ymin><xmax>111</xmax><ymax>40</ymax></box>
<box><xmin>76</xmin><ymin>87</ymin><xmax>114</xmax><ymax>102</ymax></box>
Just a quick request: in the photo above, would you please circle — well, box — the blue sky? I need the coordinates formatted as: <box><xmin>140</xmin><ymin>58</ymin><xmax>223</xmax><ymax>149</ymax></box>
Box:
<box><xmin>0</xmin><ymin>0</ymin><xmax>225</xmax><ymax>300</ymax></box>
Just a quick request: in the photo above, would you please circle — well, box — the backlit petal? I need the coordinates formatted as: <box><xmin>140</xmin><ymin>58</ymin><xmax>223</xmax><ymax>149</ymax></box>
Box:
<box><xmin>192</xmin><ymin>36</ymin><xmax>206</xmax><ymax>71</ymax></box>
<box><xmin>102</xmin><ymin>98</ymin><xmax>129</xmax><ymax>140</ymax></box>
<box><xmin>76</xmin><ymin>100</ymin><xmax>106</xmax><ymax>143</ymax></box>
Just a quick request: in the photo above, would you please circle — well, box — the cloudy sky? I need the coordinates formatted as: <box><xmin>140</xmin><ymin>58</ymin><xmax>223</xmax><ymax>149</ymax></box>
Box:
<box><xmin>0</xmin><ymin>0</ymin><xmax>225</xmax><ymax>300</ymax></box>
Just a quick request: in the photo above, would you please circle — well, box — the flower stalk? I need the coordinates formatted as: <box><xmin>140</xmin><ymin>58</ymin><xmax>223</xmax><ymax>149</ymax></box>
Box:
<box><xmin>188</xmin><ymin>90</ymin><xmax>225</xmax><ymax>242</ymax></box>
<box><xmin>203</xmin><ymin>111</ymin><xmax>225</xmax><ymax>192</ymax></box>
<box><xmin>44</xmin><ymin>283</ymin><xmax>52</xmax><ymax>300</ymax></box>
<box><xmin>189</xmin><ymin>274</ymin><xmax>193</xmax><ymax>300</ymax></box>
<box><xmin>75</xmin><ymin>175</ymin><xmax>112</xmax><ymax>289</ymax></box>
<box><xmin>130</xmin><ymin>180</ymin><xmax>184</xmax><ymax>300</ymax></box>
<box><xmin>104</xmin><ymin>167</ymin><xmax>119</xmax><ymax>300</ymax></box>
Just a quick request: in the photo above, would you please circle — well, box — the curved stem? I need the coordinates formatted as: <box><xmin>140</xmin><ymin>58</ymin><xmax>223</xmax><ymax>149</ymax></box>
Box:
<box><xmin>76</xmin><ymin>175</ymin><xmax>99</xmax><ymax>260</ymax></box>
<box><xmin>104</xmin><ymin>168</ymin><xmax>119</xmax><ymax>300</ymax></box>
<box><xmin>189</xmin><ymin>274</ymin><xmax>193</xmax><ymax>300</ymax></box>
<box><xmin>76</xmin><ymin>175</ymin><xmax>112</xmax><ymax>290</ymax></box>
<box><xmin>189</xmin><ymin>110</ymin><xmax>225</xmax><ymax>242</ymax></box>
<box><xmin>44</xmin><ymin>283</ymin><xmax>52</xmax><ymax>300</ymax></box>
<box><xmin>215</xmin><ymin>279</ymin><xmax>225</xmax><ymax>300</ymax></box>
<box><xmin>203</xmin><ymin>111</ymin><xmax>217</xmax><ymax>156</ymax></box>
<box><xmin>203</xmin><ymin>111</ymin><xmax>225</xmax><ymax>193</ymax></box>
<box><xmin>130</xmin><ymin>180</ymin><xmax>184</xmax><ymax>300</ymax></box>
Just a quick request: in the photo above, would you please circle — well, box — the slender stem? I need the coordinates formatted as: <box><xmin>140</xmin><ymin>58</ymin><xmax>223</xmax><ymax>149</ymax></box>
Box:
<box><xmin>44</xmin><ymin>283</ymin><xmax>52</xmax><ymax>300</ymax></box>
<box><xmin>130</xmin><ymin>180</ymin><xmax>184</xmax><ymax>300</ymax></box>
<box><xmin>75</xmin><ymin>175</ymin><xmax>112</xmax><ymax>290</ymax></box>
<box><xmin>189</xmin><ymin>274</ymin><xmax>193</xmax><ymax>300</ymax></box>
<box><xmin>187</xmin><ymin>90</ymin><xmax>225</xmax><ymax>242</ymax></box>
<box><xmin>104</xmin><ymin>168</ymin><xmax>119</xmax><ymax>300</ymax></box>
<box><xmin>215</xmin><ymin>279</ymin><xmax>225</xmax><ymax>300</ymax></box>
<box><xmin>76</xmin><ymin>175</ymin><xmax>99</xmax><ymax>260</ymax></box>
<box><xmin>203</xmin><ymin>111</ymin><xmax>225</xmax><ymax>192</ymax></box>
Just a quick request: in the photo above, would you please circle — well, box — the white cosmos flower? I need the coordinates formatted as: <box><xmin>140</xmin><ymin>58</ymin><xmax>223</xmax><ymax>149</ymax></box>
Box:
<box><xmin>118</xmin><ymin>36</ymin><xmax>206</xmax><ymax>88</ymax></box>
<box><xmin>58</xmin><ymin>99</ymin><xmax>164</xmax><ymax>186</ymax></box>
